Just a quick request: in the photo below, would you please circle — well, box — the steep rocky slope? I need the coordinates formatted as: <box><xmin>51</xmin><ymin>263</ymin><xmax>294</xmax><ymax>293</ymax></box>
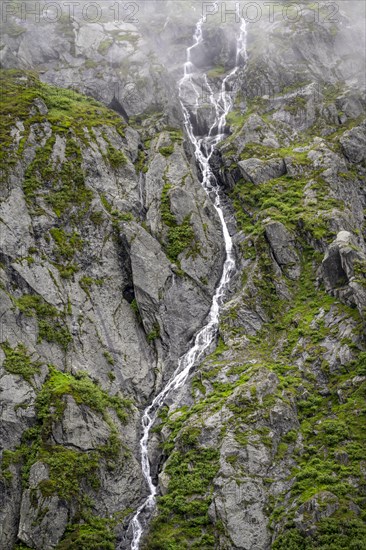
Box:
<box><xmin>143</xmin><ymin>5</ymin><xmax>366</xmax><ymax>550</ymax></box>
<box><xmin>0</xmin><ymin>69</ymin><xmax>223</xmax><ymax>548</ymax></box>
<box><xmin>1</xmin><ymin>1</ymin><xmax>366</xmax><ymax>549</ymax></box>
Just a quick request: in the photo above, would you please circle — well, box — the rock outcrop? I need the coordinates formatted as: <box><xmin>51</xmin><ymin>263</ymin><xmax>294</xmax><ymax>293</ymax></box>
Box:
<box><xmin>1</xmin><ymin>1</ymin><xmax>366</xmax><ymax>549</ymax></box>
<box><xmin>238</xmin><ymin>158</ymin><xmax>286</xmax><ymax>185</ymax></box>
<box><xmin>265</xmin><ymin>221</ymin><xmax>300</xmax><ymax>280</ymax></box>
<box><xmin>319</xmin><ymin>231</ymin><xmax>366</xmax><ymax>316</ymax></box>
<box><xmin>0</xmin><ymin>69</ymin><xmax>224</xmax><ymax>548</ymax></box>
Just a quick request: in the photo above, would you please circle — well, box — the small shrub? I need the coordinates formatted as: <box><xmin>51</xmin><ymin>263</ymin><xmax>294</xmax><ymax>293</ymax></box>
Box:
<box><xmin>1</xmin><ymin>342</ymin><xmax>41</xmax><ymax>383</ymax></box>
<box><xmin>159</xmin><ymin>145</ymin><xmax>174</xmax><ymax>157</ymax></box>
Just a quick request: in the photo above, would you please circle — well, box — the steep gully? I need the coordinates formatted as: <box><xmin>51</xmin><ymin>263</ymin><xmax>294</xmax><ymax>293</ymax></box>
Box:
<box><xmin>124</xmin><ymin>15</ymin><xmax>248</xmax><ymax>550</ymax></box>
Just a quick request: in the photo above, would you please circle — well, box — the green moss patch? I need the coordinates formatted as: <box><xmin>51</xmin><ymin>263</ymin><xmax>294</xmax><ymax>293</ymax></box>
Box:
<box><xmin>1</xmin><ymin>342</ymin><xmax>42</xmax><ymax>384</ymax></box>
<box><xmin>15</xmin><ymin>294</ymin><xmax>72</xmax><ymax>351</ymax></box>
<box><xmin>0</xmin><ymin>68</ymin><xmax>126</xmax><ymax>226</ymax></box>
<box><xmin>231</xmin><ymin>173</ymin><xmax>341</xmax><ymax>243</ymax></box>
<box><xmin>144</xmin><ymin>442</ymin><xmax>220</xmax><ymax>550</ymax></box>
<box><xmin>160</xmin><ymin>183</ymin><xmax>197</xmax><ymax>263</ymax></box>
<box><xmin>1</xmin><ymin>364</ymin><xmax>133</xmax><ymax>545</ymax></box>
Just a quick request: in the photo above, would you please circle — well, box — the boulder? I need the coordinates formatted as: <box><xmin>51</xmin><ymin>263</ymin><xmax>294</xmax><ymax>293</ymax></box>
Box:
<box><xmin>238</xmin><ymin>158</ymin><xmax>286</xmax><ymax>185</ymax></box>
<box><xmin>17</xmin><ymin>463</ymin><xmax>69</xmax><ymax>550</ymax></box>
<box><xmin>265</xmin><ymin>221</ymin><xmax>300</xmax><ymax>280</ymax></box>
<box><xmin>52</xmin><ymin>395</ymin><xmax>111</xmax><ymax>451</ymax></box>
<box><xmin>319</xmin><ymin>231</ymin><xmax>366</xmax><ymax>315</ymax></box>
<box><xmin>209</xmin><ymin>478</ymin><xmax>271</xmax><ymax>550</ymax></box>
<box><xmin>294</xmin><ymin>491</ymin><xmax>339</xmax><ymax>535</ymax></box>
<box><xmin>340</xmin><ymin>121</ymin><xmax>366</xmax><ymax>164</ymax></box>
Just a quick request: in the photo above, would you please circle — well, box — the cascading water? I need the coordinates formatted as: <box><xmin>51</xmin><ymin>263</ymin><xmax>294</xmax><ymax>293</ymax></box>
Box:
<box><xmin>126</xmin><ymin>14</ymin><xmax>247</xmax><ymax>550</ymax></box>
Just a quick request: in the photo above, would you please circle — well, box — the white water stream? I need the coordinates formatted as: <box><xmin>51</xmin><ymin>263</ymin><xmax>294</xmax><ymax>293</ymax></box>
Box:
<box><xmin>127</xmin><ymin>15</ymin><xmax>247</xmax><ymax>550</ymax></box>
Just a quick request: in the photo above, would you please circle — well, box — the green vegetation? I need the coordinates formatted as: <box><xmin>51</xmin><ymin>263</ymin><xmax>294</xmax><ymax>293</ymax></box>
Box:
<box><xmin>79</xmin><ymin>276</ymin><xmax>104</xmax><ymax>298</ymax></box>
<box><xmin>166</xmin><ymin>128</ymin><xmax>184</xmax><ymax>143</ymax></box>
<box><xmin>23</xmin><ymin>134</ymin><xmax>93</xmax><ymax>221</ymax></box>
<box><xmin>57</xmin><ymin>514</ymin><xmax>117</xmax><ymax>549</ymax></box>
<box><xmin>84</xmin><ymin>59</ymin><xmax>98</xmax><ymax>69</ymax></box>
<box><xmin>0</xmin><ymin>69</ymin><xmax>126</xmax><ymax>232</ymax></box>
<box><xmin>231</xmin><ymin>171</ymin><xmax>341</xmax><ymax>243</ymax></box>
<box><xmin>134</xmin><ymin>149</ymin><xmax>149</xmax><ymax>173</ymax></box>
<box><xmin>107</xmin><ymin>145</ymin><xmax>127</xmax><ymax>167</ymax></box>
<box><xmin>273</xmin><ymin>518</ymin><xmax>366</xmax><ymax>549</ymax></box>
<box><xmin>147</xmin><ymin>323</ymin><xmax>160</xmax><ymax>342</ymax></box>
<box><xmin>160</xmin><ymin>183</ymin><xmax>197</xmax><ymax>263</ymax></box>
<box><xmin>97</xmin><ymin>39</ymin><xmax>113</xmax><ymax>55</ymax></box>
<box><xmin>144</xmin><ymin>435</ymin><xmax>220</xmax><ymax>549</ymax></box>
<box><xmin>90</xmin><ymin>209</ymin><xmax>105</xmax><ymax>226</ymax></box>
<box><xmin>1</xmin><ymin>365</ymin><xmax>132</xmax><ymax>544</ymax></box>
<box><xmin>50</xmin><ymin>228</ymin><xmax>83</xmax><ymax>279</ymax></box>
<box><xmin>283</xmin><ymin>95</ymin><xmax>307</xmax><ymax>113</ymax></box>
<box><xmin>166</xmin><ymin>217</ymin><xmax>196</xmax><ymax>262</ymax></box>
<box><xmin>15</xmin><ymin>294</ymin><xmax>72</xmax><ymax>351</ymax></box>
<box><xmin>130</xmin><ymin>298</ymin><xmax>142</xmax><ymax>324</ymax></box>
<box><xmin>100</xmin><ymin>193</ymin><xmax>113</xmax><ymax>213</ymax></box>
<box><xmin>159</xmin><ymin>145</ymin><xmax>174</xmax><ymax>157</ymax></box>
<box><xmin>37</xmin><ymin>367</ymin><xmax>131</xmax><ymax>423</ymax></box>
<box><xmin>100</xmin><ymin>130</ymin><xmax>128</xmax><ymax>169</ymax></box>
<box><xmin>1</xmin><ymin>342</ymin><xmax>42</xmax><ymax>384</ymax></box>
<box><xmin>103</xmin><ymin>351</ymin><xmax>115</xmax><ymax>366</ymax></box>
<box><xmin>117</xmin><ymin>212</ymin><xmax>134</xmax><ymax>222</ymax></box>
<box><xmin>207</xmin><ymin>65</ymin><xmax>226</xmax><ymax>78</ymax></box>
<box><xmin>113</xmin><ymin>31</ymin><xmax>139</xmax><ymax>45</ymax></box>
<box><xmin>99</xmin><ymin>192</ymin><xmax>134</xmax><ymax>224</ymax></box>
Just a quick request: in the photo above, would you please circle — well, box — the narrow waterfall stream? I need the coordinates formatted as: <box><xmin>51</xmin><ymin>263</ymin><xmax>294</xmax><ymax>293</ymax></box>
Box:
<box><xmin>127</xmin><ymin>15</ymin><xmax>247</xmax><ymax>550</ymax></box>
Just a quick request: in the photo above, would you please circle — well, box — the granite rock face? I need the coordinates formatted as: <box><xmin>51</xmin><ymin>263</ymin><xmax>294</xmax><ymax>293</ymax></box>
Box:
<box><xmin>340</xmin><ymin>121</ymin><xmax>366</xmax><ymax>164</ymax></box>
<box><xmin>319</xmin><ymin>231</ymin><xmax>366</xmax><ymax>316</ymax></box>
<box><xmin>0</xmin><ymin>66</ymin><xmax>224</xmax><ymax>548</ymax></box>
<box><xmin>238</xmin><ymin>158</ymin><xmax>286</xmax><ymax>185</ymax></box>
<box><xmin>1</xmin><ymin>1</ymin><xmax>366</xmax><ymax>549</ymax></box>
<box><xmin>17</xmin><ymin>463</ymin><xmax>69</xmax><ymax>550</ymax></box>
<box><xmin>265</xmin><ymin>221</ymin><xmax>300</xmax><ymax>280</ymax></box>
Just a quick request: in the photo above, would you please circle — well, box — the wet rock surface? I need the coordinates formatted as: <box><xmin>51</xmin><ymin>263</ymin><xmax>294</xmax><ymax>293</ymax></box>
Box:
<box><xmin>1</xmin><ymin>1</ymin><xmax>366</xmax><ymax>549</ymax></box>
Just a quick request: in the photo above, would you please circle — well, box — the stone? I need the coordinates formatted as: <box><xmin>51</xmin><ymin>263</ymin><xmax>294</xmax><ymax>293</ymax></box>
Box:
<box><xmin>265</xmin><ymin>221</ymin><xmax>300</xmax><ymax>280</ymax></box>
<box><xmin>319</xmin><ymin>231</ymin><xmax>366</xmax><ymax>315</ymax></box>
<box><xmin>340</xmin><ymin>121</ymin><xmax>366</xmax><ymax>164</ymax></box>
<box><xmin>238</xmin><ymin>158</ymin><xmax>286</xmax><ymax>185</ymax></box>
<box><xmin>52</xmin><ymin>395</ymin><xmax>110</xmax><ymax>451</ymax></box>
<box><xmin>17</xmin><ymin>463</ymin><xmax>69</xmax><ymax>550</ymax></box>
<box><xmin>209</xmin><ymin>477</ymin><xmax>271</xmax><ymax>550</ymax></box>
<box><xmin>294</xmin><ymin>491</ymin><xmax>339</xmax><ymax>535</ymax></box>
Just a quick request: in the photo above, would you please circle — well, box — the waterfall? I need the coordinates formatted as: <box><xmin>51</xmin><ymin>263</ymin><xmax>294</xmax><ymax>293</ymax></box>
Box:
<box><xmin>126</xmin><ymin>15</ymin><xmax>247</xmax><ymax>550</ymax></box>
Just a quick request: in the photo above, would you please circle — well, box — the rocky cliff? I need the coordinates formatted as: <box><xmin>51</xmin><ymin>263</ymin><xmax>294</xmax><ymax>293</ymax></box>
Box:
<box><xmin>1</xmin><ymin>1</ymin><xmax>366</xmax><ymax>549</ymax></box>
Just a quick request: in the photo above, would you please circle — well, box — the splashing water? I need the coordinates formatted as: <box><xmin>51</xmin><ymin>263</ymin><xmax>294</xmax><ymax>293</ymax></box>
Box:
<box><xmin>126</xmin><ymin>14</ymin><xmax>247</xmax><ymax>550</ymax></box>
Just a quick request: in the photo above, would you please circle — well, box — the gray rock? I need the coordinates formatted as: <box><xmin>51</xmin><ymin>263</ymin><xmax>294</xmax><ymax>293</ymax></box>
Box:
<box><xmin>238</xmin><ymin>158</ymin><xmax>286</xmax><ymax>184</ymax></box>
<box><xmin>340</xmin><ymin>121</ymin><xmax>366</xmax><ymax>164</ymax></box>
<box><xmin>265</xmin><ymin>221</ymin><xmax>300</xmax><ymax>280</ymax></box>
<box><xmin>52</xmin><ymin>395</ymin><xmax>110</xmax><ymax>451</ymax></box>
<box><xmin>294</xmin><ymin>491</ymin><xmax>339</xmax><ymax>535</ymax></box>
<box><xmin>319</xmin><ymin>231</ymin><xmax>366</xmax><ymax>315</ymax></box>
<box><xmin>230</xmin><ymin>114</ymin><xmax>280</xmax><ymax>153</ymax></box>
<box><xmin>209</xmin><ymin>477</ymin><xmax>271</xmax><ymax>550</ymax></box>
<box><xmin>18</xmin><ymin>463</ymin><xmax>69</xmax><ymax>549</ymax></box>
<box><xmin>0</xmin><ymin>374</ymin><xmax>37</xmax><ymax>448</ymax></box>
<box><xmin>0</xmin><ymin>471</ymin><xmax>22</xmax><ymax>548</ymax></box>
<box><xmin>32</xmin><ymin>98</ymin><xmax>48</xmax><ymax>116</ymax></box>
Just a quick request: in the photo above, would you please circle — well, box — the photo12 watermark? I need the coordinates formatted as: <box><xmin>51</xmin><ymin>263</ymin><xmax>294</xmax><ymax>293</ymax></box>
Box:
<box><xmin>201</xmin><ymin>2</ymin><xmax>340</xmax><ymax>24</ymax></box>
<box><xmin>1</xmin><ymin>1</ymin><xmax>140</xmax><ymax>24</ymax></box>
